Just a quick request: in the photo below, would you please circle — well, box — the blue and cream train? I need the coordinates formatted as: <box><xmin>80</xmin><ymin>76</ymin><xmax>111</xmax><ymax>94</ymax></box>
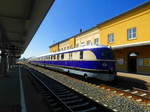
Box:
<box><xmin>29</xmin><ymin>45</ymin><xmax>116</xmax><ymax>81</ymax></box>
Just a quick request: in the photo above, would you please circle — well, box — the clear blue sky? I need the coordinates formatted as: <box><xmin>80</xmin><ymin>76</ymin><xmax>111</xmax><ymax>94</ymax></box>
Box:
<box><xmin>22</xmin><ymin>0</ymin><xmax>149</xmax><ymax>58</ymax></box>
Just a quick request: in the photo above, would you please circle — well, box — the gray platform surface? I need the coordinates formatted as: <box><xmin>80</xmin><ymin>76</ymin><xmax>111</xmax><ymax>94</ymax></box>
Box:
<box><xmin>0</xmin><ymin>67</ymin><xmax>20</xmax><ymax>111</ymax></box>
<box><xmin>0</xmin><ymin>65</ymin><xmax>51</xmax><ymax>112</ymax></box>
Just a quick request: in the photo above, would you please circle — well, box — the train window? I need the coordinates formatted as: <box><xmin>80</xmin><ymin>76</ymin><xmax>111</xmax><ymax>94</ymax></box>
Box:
<box><xmin>80</xmin><ymin>51</ymin><xmax>83</xmax><ymax>59</ymax></box>
<box><xmin>87</xmin><ymin>40</ymin><xmax>91</xmax><ymax>45</ymax></box>
<box><xmin>100</xmin><ymin>49</ymin><xmax>114</xmax><ymax>59</ymax></box>
<box><xmin>57</xmin><ymin>54</ymin><xmax>59</xmax><ymax>60</ymax></box>
<box><xmin>76</xmin><ymin>43</ymin><xmax>79</xmax><ymax>48</ymax></box>
<box><xmin>61</xmin><ymin>54</ymin><xmax>64</xmax><ymax>60</ymax></box>
<box><xmin>69</xmin><ymin>53</ymin><xmax>72</xmax><ymax>59</ymax></box>
<box><xmin>54</xmin><ymin>55</ymin><xmax>56</xmax><ymax>60</ymax></box>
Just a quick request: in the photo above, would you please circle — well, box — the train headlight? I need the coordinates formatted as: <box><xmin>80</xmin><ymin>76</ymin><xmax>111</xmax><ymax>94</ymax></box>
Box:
<box><xmin>102</xmin><ymin>62</ymin><xmax>107</xmax><ymax>67</ymax></box>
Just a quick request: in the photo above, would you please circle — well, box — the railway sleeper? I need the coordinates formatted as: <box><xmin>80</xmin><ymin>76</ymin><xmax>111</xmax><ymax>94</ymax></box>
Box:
<box><xmin>53</xmin><ymin>107</ymin><xmax>64</xmax><ymax>112</ymax></box>
<box><xmin>65</xmin><ymin>99</ymin><xmax>83</xmax><ymax>105</ymax></box>
<box><xmin>69</xmin><ymin>102</ymin><xmax>89</xmax><ymax>109</ymax></box>
<box><xmin>76</xmin><ymin>106</ymin><xmax>97</xmax><ymax>112</ymax></box>
<box><xmin>50</xmin><ymin>102</ymin><xmax>58</xmax><ymax>107</ymax></box>
<box><xmin>55</xmin><ymin>90</ymin><xmax>71</xmax><ymax>95</ymax></box>
<box><xmin>57</xmin><ymin>93</ymin><xmax>75</xmax><ymax>98</ymax></box>
<box><xmin>61</xmin><ymin>95</ymin><xmax>79</xmax><ymax>101</ymax></box>
<box><xmin>47</xmin><ymin>98</ymin><xmax>55</xmax><ymax>102</ymax></box>
<box><xmin>73</xmin><ymin>105</ymin><xmax>98</xmax><ymax>112</ymax></box>
<box><xmin>54</xmin><ymin>88</ymin><xmax>68</xmax><ymax>92</ymax></box>
<box><xmin>54</xmin><ymin>87</ymin><xmax>66</xmax><ymax>91</ymax></box>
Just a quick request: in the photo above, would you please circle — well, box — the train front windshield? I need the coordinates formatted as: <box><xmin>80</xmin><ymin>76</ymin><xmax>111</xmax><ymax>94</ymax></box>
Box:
<box><xmin>100</xmin><ymin>49</ymin><xmax>114</xmax><ymax>59</ymax></box>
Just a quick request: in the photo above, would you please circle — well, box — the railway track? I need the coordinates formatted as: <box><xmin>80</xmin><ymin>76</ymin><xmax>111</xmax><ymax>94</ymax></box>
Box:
<box><xmin>25</xmin><ymin>67</ymin><xmax>113</xmax><ymax>112</ymax></box>
<box><xmin>64</xmin><ymin>74</ymin><xmax>150</xmax><ymax>105</ymax></box>
<box><xmin>96</xmin><ymin>85</ymin><xmax>150</xmax><ymax>104</ymax></box>
<box><xmin>68</xmin><ymin>75</ymin><xmax>150</xmax><ymax>105</ymax></box>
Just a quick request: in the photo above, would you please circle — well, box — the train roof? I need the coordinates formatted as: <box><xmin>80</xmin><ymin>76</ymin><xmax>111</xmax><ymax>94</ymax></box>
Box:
<box><xmin>36</xmin><ymin>45</ymin><xmax>110</xmax><ymax>58</ymax></box>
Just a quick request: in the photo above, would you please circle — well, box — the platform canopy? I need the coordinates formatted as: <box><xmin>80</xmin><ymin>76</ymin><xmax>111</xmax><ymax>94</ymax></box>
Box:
<box><xmin>0</xmin><ymin>0</ymin><xmax>55</xmax><ymax>58</ymax></box>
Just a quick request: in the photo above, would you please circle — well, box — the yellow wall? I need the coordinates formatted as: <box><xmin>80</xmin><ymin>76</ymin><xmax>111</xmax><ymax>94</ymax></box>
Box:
<box><xmin>115</xmin><ymin>45</ymin><xmax>150</xmax><ymax>74</ymax></box>
<box><xmin>69</xmin><ymin>38</ymin><xmax>76</xmax><ymax>48</ymax></box>
<box><xmin>99</xmin><ymin>4</ymin><xmax>150</xmax><ymax>46</ymax></box>
<box><xmin>49</xmin><ymin>44</ymin><xmax>59</xmax><ymax>52</ymax></box>
<box><xmin>75</xmin><ymin>28</ymin><xmax>100</xmax><ymax>47</ymax></box>
<box><xmin>59</xmin><ymin>37</ymin><xmax>75</xmax><ymax>51</ymax></box>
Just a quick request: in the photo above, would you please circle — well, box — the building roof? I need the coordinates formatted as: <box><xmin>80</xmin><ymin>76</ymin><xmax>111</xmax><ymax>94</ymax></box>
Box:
<box><xmin>49</xmin><ymin>25</ymin><xmax>98</xmax><ymax>48</ymax></box>
<box><xmin>97</xmin><ymin>1</ymin><xmax>150</xmax><ymax>28</ymax></box>
<box><xmin>49</xmin><ymin>1</ymin><xmax>150</xmax><ymax>48</ymax></box>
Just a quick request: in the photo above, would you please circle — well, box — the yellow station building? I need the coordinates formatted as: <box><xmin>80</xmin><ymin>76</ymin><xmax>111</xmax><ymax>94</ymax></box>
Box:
<box><xmin>98</xmin><ymin>2</ymin><xmax>150</xmax><ymax>74</ymax></box>
<box><xmin>49</xmin><ymin>2</ymin><xmax>150</xmax><ymax>74</ymax></box>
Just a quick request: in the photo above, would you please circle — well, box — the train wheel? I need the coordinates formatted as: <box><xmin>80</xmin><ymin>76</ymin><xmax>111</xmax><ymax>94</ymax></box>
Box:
<box><xmin>84</xmin><ymin>74</ymin><xmax>88</xmax><ymax>81</ymax></box>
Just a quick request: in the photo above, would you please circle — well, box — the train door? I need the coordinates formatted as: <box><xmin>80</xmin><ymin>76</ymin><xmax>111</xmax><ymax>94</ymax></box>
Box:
<box><xmin>128</xmin><ymin>52</ymin><xmax>138</xmax><ymax>73</ymax></box>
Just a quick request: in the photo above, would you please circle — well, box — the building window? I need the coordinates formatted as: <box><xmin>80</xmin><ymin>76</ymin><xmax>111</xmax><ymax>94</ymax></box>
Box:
<box><xmin>127</xmin><ymin>27</ymin><xmax>136</xmax><ymax>40</ymax></box>
<box><xmin>137</xmin><ymin>58</ymin><xmax>143</xmax><ymax>66</ymax></box>
<box><xmin>94</xmin><ymin>38</ymin><xmax>99</xmax><ymax>45</ymax></box>
<box><xmin>117</xmin><ymin>58</ymin><xmax>124</xmax><ymax>65</ymax></box>
<box><xmin>80</xmin><ymin>51</ymin><xmax>83</xmax><ymax>59</ymax></box>
<box><xmin>108</xmin><ymin>33</ymin><xmax>114</xmax><ymax>43</ymax></box>
<box><xmin>87</xmin><ymin>40</ymin><xmax>92</xmax><ymax>46</ymax></box>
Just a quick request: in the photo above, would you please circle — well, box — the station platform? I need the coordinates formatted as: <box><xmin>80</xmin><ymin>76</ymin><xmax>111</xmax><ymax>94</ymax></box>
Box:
<box><xmin>117</xmin><ymin>72</ymin><xmax>150</xmax><ymax>90</ymax></box>
<box><xmin>0</xmin><ymin>65</ymin><xmax>50</xmax><ymax>112</ymax></box>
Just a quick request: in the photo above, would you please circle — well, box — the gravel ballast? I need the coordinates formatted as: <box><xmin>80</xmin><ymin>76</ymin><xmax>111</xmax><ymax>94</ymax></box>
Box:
<box><xmin>25</xmin><ymin>64</ymin><xmax>150</xmax><ymax>112</ymax></box>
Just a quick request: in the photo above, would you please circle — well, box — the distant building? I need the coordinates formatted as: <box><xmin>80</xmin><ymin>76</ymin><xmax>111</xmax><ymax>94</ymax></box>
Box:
<box><xmin>49</xmin><ymin>2</ymin><xmax>150</xmax><ymax>74</ymax></box>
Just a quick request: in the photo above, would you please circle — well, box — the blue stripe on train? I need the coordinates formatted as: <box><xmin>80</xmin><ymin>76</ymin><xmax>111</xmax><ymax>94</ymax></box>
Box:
<box><xmin>32</xmin><ymin>60</ymin><xmax>115</xmax><ymax>71</ymax></box>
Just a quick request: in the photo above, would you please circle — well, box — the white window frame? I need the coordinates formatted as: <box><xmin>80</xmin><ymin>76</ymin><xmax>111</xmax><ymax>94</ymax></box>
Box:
<box><xmin>127</xmin><ymin>27</ymin><xmax>136</xmax><ymax>40</ymax></box>
<box><xmin>94</xmin><ymin>38</ymin><xmax>99</xmax><ymax>45</ymax></box>
<box><xmin>108</xmin><ymin>33</ymin><xmax>114</xmax><ymax>43</ymax></box>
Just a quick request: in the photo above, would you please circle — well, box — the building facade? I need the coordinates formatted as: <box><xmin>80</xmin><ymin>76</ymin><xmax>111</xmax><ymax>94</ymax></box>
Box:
<box><xmin>49</xmin><ymin>2</ymin><xmax>150</xmax><ymax>74</ymax></box>
<box><xmin>98</xmin><ymin>2</ymin><xmax>150</xmax><ymax>74</ymax></box>
<box><xmin>49</xmin><ymin>44</ymin><xmax>59</xmax><ymax>52</ymax></box>
<box><xmin>49</xmin><ymin>27</ymin><xmax>100</xmax><ymax>52</ymax></box>
<box><xmin>75</xmin><ymin>27</ymin><xmax>100</xmax><ymax>47</ymax></box>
